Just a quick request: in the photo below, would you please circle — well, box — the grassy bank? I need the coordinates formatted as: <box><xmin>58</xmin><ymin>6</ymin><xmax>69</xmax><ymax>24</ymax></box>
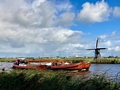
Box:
<box><xmin>1</xmin><ymin>57</ymin><xmax>120</xmax><ymax>64</ymax></box>
<box><xmin>91</xmin><ymin>58</ymin><xmax>120</xmax><ymax>64</ymax></box>
<box><xmin>0</xmin><ymin>70</ymin><xmax>120</xmax><ymax>90</ymax></box>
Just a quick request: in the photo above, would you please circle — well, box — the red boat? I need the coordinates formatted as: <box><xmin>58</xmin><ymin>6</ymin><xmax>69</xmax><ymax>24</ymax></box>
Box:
<box><xmin>50</xmin><ymin>61</ymin><xmax>91</xmax><ymax>71</ymax></box>
<box><xmin>13</xmin><ymin>59</ymin><xmax>51</xmax><ymax>70</ymax></box>
<box><xmin>13</xmin><ymin>59</ymin><xmax>91</xmax><ymax>71</ymax></box>
<box><xmin>50</xmin><ymin>63</ymin><xmax>80</xmax><ymax>69</ymax></box>
<box><xmin>13</xmin><ymin>64</ymin><xmax>35</xmax><ymax>69</ymax></box>
<box><xmin>13</xmin><ymin>64</ymin><xmax>47</xmax><ymax>70</ymax></box>
<box><xmin>66</xmin><ymin>62</ymin><xmax>91</xmax><ymax>71</ymax></box>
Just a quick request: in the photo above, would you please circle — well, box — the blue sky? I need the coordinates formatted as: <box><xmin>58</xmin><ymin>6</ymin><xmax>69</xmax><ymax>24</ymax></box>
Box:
<box><xmin>0</xmin><ymin>0</ymin><xmax>120</xmax><ymax>58</ymax></box>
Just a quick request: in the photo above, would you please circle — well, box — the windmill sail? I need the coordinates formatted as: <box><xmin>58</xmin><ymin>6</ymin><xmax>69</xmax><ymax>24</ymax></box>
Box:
<box><xmin>96</xmin><ymin>38</ymin><xmax>99</xmax><ymax>48</ymax></box>
<box><xmin>86</xmin><ymin>38</ymin><xmax>107</xmax><ymax>60</ymax></box>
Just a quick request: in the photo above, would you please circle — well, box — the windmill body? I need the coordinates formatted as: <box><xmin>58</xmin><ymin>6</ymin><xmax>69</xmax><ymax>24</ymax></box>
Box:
<box><xmin>86</xmin><ymin>38</ymin><xmax>107</xmax><ymax>60</ymax></box>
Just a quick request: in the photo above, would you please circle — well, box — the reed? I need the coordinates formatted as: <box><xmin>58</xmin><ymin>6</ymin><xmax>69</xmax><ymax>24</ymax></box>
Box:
<box><xmin>0</xmin><ymin>70</ymin><xmax>119</xmax><ymax>90</ymax></box>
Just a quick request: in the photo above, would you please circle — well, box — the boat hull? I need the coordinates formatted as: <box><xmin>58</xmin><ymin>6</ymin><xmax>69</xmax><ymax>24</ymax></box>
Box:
<box><xmin>66</xmin><ymin>62</ymin><xmax>91</xmax><ymax>71</ymax></box>
<box><xmin>50</xmin><ymin>63</ymin><xmax>80</xmax><ymax>69</ymax></box>
<box><xmin>13</xmin><ymin>60</ymin><xmax>91</xmax><ymax>71</ymax></box>
<box><xmin>13</xmin><ymin>64</ymin><xmax>47</xmax><ymax>70</ymax></box>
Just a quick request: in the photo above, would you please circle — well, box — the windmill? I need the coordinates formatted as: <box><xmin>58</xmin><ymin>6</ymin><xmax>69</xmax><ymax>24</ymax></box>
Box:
<box><xmin>86</xmin><ymin>38</ymin><xmax>107</xmax><ymax>60</ymax></box>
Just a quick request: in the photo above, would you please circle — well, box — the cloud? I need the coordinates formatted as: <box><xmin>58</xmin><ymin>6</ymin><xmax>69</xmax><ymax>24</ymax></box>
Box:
<box><xmin>98</xmin><ymin>31</ymin><xmax>120</xmax><ymax>55</ymax></box>
<box><xmin>99</xmin><ymin>31</ymin><xmax>116</xmax><ymax>39</ymax></box>
<box><xmin>0</xmin><ymin>0</ymin><xmax>79</xmax><ymax>57</ymax></box>
<box><xmin>114</xmin><ymin>46</ymin><xmax>120</xmax><ymax>52</ymax></box>
<box><xmin>108</xmin><ymin>46</ymin><xmax>120</xmax><ymax>53</ymax></box>
<box><xmin>0</xmin><ymin>24</ymin><xmax>84</xmax><ymax>57</ymax></box>
<box><xmin>56</xmin><ymin>12</ymin><xmax>75</xmax><ymax>27</ymax></box>
<box><xmin>54</xmin><ymin>0</ymin><xmax>73</xmax><ymax>12</ymax></box>
<box><xmin>113</xmin><ymin>6</ymin><xmax>120</xmax><ymax>18</ymax></box>
<box><xmin>77</xmin><ymin>0</ymin><xmax>111</xmax><ymax>23</ymax></box>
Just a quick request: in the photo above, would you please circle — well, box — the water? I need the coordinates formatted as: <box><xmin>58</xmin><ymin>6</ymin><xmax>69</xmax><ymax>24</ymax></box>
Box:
<box><xmin>90</xmin><ymin>64</ymin><xmax>120</xmax><ymax>75</ymax></box>
<box><xmin>1</xmin><ymin>62</ymin><xmax>120</xmax><ymax>82</ymax></box>
<box><xmin>76</xmin><ymin>64</ymin><xmax>120</xmax><ymax>82</ymax></box>
<box><xmin>0</xmin><ymin>62</ymin><xmax>13</xmax><ymax>72</ymax></box>
<box><xmin>1</xmin><ymin>62</ymin><xmax>120</xmax><ymax>76</ymax></box>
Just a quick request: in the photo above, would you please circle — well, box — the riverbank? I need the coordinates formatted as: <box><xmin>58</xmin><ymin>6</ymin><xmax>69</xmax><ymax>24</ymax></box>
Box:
<box><xmin>0</xmin><ymin>57</ymin><xmax>120</xmax><ymax>64</ymax></box>
<box><xmin>0</xmin><ymin>69</ymin><xmax>119</xmax><ymax>90</ymax></box>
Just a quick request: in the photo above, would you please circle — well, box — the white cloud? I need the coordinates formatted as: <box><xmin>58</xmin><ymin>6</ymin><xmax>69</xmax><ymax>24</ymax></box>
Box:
<box><xmin>114</xmin><ymin>46</ymin><xmax>120</xmax><ymax>52</ymax></box>
<box><xmin>54</xmin><ymin>0</ymin><xmax>73</xmax><ymax>12</ymax></box>
<box><xmin>0</xmin><ymin>24</ymin><xmax>84</xmax><ymax>57</ymax></box>
<box><xmin>108</xmin><ymin>46</ymin><xmax>120</xmax><ymax>52</ymax></box>
<box><xmin>0</xmin><ymin>0</ymin><xmax>79</xmax><ymax>57</ymax></box>
<box><xmin>0</xmin><ymin>0</ymin><xmax>63</xmax><ymax>28</ymax></box>
<box><xmin>56</xmin><ymin>12</ymin><xmax>75</xmax><ymax>27</ymax></box>
<box><xmin>113</xmin><ymin>7</ymin><xmax>120</xmax><ymax>17</ymax></box>
<box><xmin>99</xmin><ymin>34</ymin><xmax>108</xmax><ymax>39</ymax></box>
<box><xmin>104</xmin><ymin>40</ymin><xmax>112</xmax><ymax>47</ymax></box>
<box><xmin>77</xmin><ymin>0</ymin><xmax>111</xmax><ymax>23</ymax></box>
<box><xmin>99</xmin><ymin>31</ymin><xmax>117</xmax><ymax>39</ymax></box>
<box><xmin>98</xmin><ymin>31</ymin><xmax>120</xmax><ymax>56</ymax></box>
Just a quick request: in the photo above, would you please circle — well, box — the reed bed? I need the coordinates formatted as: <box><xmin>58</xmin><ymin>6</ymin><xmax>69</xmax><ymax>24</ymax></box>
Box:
<box><xmin>0</xmin><ymin>70</ymin><xmax>120</xmax><ymax>90</ymax></box>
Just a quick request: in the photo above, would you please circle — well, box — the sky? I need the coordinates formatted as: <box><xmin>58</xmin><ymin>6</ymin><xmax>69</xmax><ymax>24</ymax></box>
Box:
<box><xmin>0</xmin><ymin>0</ymin><xmax>120</xmax><ymax>58</ymax></box>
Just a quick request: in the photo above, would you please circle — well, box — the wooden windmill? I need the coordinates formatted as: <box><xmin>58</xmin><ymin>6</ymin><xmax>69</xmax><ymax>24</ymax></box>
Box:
<box><xmin>86</xmin><ymin>38</ymin><xmax>107</xmax><ymax>60</ymax></box>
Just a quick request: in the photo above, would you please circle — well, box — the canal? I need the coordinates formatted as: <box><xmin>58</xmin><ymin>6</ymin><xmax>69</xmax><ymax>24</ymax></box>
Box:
<box><xmin>0</xmin><ymin>62</ymin><xmax>120</xmax><ymax>78</ymax></box>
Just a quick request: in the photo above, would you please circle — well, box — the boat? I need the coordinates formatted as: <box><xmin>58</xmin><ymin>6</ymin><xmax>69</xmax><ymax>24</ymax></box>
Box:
<box><xmin>13</xmin><ymin>64</ymin><xmax>35</xmax><ymax>69</ymax></box>
<box><xmin>66</xmin><ymin>62</ymin><xmax>91</xmax><ymax>71</ymax></box>
<box><xmin>12</xmin><ymin>59</ymin><xmax>91</xmax><ymax>71</ymax></box>
<box><xmin>13</xmin><ymin>64</ymin><xmax>47</xmax><ymax>70</ymax></box>
<box><xmin>50</xmin><ymin>63</ymin><xmax>80</xmax><ymax>69</ymax></box>
<box><xmin>12</xmin><ymin>59</ymin><xmax>52</xmax><ymax>70</ymax></box>
<box><xmin>50</xmin><ymin>61</ymin><xmax>91</xmax><ymax>71</ymax></box>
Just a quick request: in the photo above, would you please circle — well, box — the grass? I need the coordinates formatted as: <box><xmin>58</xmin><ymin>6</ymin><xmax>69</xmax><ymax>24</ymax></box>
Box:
<box><xmin>0</xmin><ymin>58</ymin><xmax>15</xmax><ymax>62</ymax></box>
<box><xmin>0</xmin><ymin>57</ymin><xmax>120</xmax><ymax>64</ymax></box>
<box><xmin>0</xmin><ymin>70</ymin><xmax>120</xmax><ymax>90</ymax></box>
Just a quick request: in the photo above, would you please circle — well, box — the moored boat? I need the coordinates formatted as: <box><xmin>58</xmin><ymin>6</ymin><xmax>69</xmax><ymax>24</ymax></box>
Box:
<box><xmin>50</xmin><ymin>63</ymin><xmax>80</xmax><ymax>69</ymax></box>
<box><xmin>13</xmin><ymin>64</ymin><xmax>35</xmax><ymax>69</ymax></box>
<box><xmin>13</xmin><ymin>59</ymin><xmax>51</xmax><ymax>70</ymax></box>
<box><xmin>13</xmin><ymin>64</ymin><xmax>47</xmax><ymax>70</ymax></box>
<box><xmin>66</xmin><ymin>62</ymin><xmax>91</xmax><ymax>71</ymax></box>
<box><xmin>50</xmin><ymin>61</ymin><xmax>91</xmax><ymax>71</ymax></box>
<box><xmin>12</xmin><ymin>59</ymin><xmax>91</xmax><ymax>71</ymax></box>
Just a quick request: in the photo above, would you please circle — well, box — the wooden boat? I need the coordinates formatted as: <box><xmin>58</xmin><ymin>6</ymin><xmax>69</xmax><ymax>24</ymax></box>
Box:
<box><xmin>50</xmin><ymin>63</ymin><xmax>80</xmax><ymax>69</ymax></box>
<box><xmin>66</xmin><ymin>62</ymin><xmax>91</xmax><ymax>71</ymax></box>
<box><xmin>13</xmin><ymin>64</ymin><xmax>36</xmax><ymax>69</ymax></box>
<box><xmin>12</xmin><ymin>59</ymin><xmax>51</xmax><ymax>70</ymax></box>
<box><xmin>13</xmin><ymin>59</ymin><xmax>91</xmax><ymax>71</ymax></box>
<box><xmin>13</xmin><ymin>64</ymin><xmax>47</xmax><ymax>70</ymax></box>
<box><xmin>50</xmin><ymin>61</ymin><xmax>91</xmax><ymax>71</ymax></box>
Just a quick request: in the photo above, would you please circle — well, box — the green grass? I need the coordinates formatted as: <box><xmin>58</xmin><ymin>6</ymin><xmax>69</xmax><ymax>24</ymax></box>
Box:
<box><xmin>0</xmin><ymin>57</ymin><xmax>120</xmax><ymax>64</ymax></box>
<box><xmin>0</xmin><ymin>58</ymin><xmax>15</xmax><ymax>62</ymax></box>
<box><xmin>0</xmin><ymin>70</ymin><xmax>120</xmax><ymax>90</ymax></box>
